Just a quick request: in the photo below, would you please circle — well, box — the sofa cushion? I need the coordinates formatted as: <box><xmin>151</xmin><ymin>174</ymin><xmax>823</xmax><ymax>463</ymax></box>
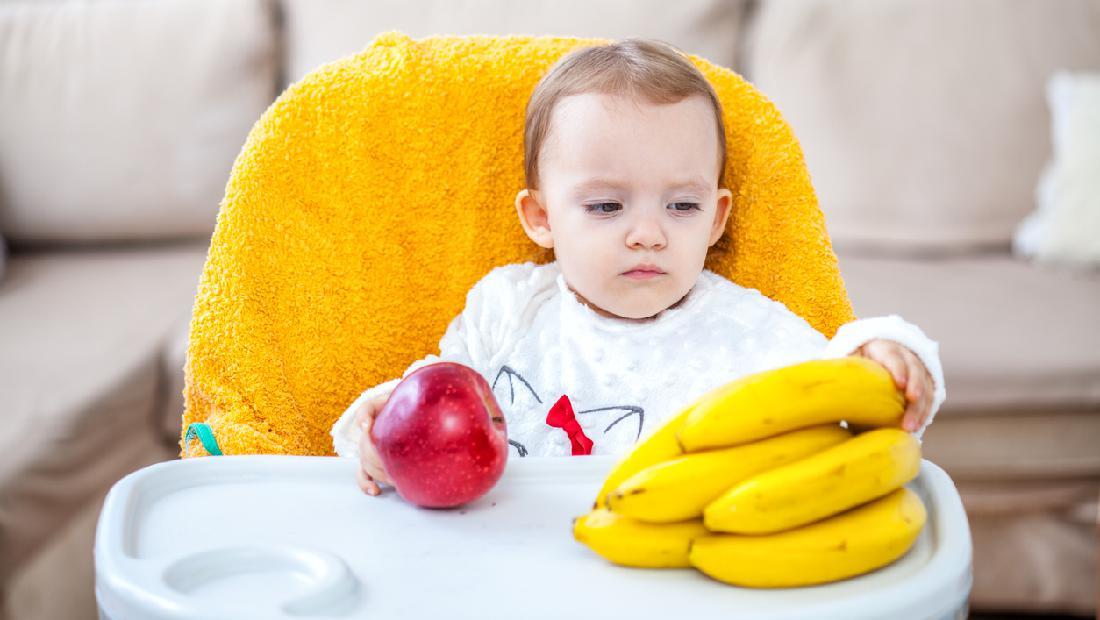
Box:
<box><xmin>746</xmin><ymin>0</ymin><xmax>1100</xmax><ymax>252</ymax></box>
<box><xmin>960</xmin><ymin>480</ymin><xmax>1097</xmax><ymax>613</ymax></box>
<box><xmin>0</xmin><ymin>244</ymin><xmax>207</xmax><ymax>579</ymax></box>
<box><xmin>0</xmin><ymin>0</ymin><xmax>277</xmax><ymax>245</ymax></box>
<box><xmin>921</xmin><ymin>409</ymin><xmax>1100</xmax><ymax>481</ymax></box>
<box><xmin>837</xmin><ymin>251</ymin><xmax>1100</xmax><ymax>412</ymax></box>
<box><xmin>281</xmin><ymin>0</ymin><xmax>748</xmax><ymax>85</ymax></box>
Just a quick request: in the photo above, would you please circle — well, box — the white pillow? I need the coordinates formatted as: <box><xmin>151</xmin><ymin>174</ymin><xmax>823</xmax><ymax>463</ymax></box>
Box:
<box><xmin>1013</xmin><ymin>71</ymin><xmax>1100</xmax><ymax>267</ymax></box>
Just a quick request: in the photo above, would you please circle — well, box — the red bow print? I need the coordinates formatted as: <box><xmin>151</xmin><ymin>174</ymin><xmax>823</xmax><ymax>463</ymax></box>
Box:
<box><xmin>545</xmin><ymin>395</ymin><xmax>593</xmax><ymax>456</ymax></box>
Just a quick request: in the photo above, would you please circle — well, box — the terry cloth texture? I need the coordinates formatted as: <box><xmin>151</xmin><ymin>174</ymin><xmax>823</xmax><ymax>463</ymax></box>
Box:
<box><xmin>181</xmin><ymin>32</ymin><xmax>856</xmax><ymax>457</ymax></box>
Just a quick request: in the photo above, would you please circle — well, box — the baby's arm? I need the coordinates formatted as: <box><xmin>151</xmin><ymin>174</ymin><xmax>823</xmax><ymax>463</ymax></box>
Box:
<box><xmin>331</xmin><ymin>377</ymin><xmax>402</xmax><ymax>460</ymax></box>
<box><xmin>761</xmin><ymin>308</ymin><xmax>946</xmax><ymax>440</ymax></box>
<box><xmin>330</xmin><ymin>307</ymin><xmax>489</xmax><ymax>461</ymax></box>
<box><xmin>328</xmin><ymin>311</ymin><xmax>490</xmax><ymax>497</ymax></box>
<box><xmin>331</xmin><ymin>263</ymin><xmax>542</xmax><ymax>460</ymax></box>
<box><xmin>820</xmin><ymin>315</ymin><xmax>946</xmax><ymax>440</ymax></box>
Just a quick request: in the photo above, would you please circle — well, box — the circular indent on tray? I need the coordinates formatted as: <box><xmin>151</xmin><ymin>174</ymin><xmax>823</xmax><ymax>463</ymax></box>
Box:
<box><xmin>163</xmin><ymin>546</ymin><xmax>359</xmax><ymax>616</ymax></box>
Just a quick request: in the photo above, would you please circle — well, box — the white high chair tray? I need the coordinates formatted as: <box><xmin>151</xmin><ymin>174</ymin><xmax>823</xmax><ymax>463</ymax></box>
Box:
<box><xmin>95</xmin><ymin>455</ymin><xmax>971</xmax><ymax>620</ymax></box>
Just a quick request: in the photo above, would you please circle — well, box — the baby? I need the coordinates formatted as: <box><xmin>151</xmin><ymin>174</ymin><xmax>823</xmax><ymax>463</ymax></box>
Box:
<box><xmin>332</xmin><ymin>39</ymin><xmax>945</xmax><ymax>497</ymax></box>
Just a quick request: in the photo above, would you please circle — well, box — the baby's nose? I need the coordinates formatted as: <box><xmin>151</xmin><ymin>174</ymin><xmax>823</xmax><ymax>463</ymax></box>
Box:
<box><xmin>625</xmin><ymin>215</ymin><xmax>667</xmax><ymax>249</ymax></box>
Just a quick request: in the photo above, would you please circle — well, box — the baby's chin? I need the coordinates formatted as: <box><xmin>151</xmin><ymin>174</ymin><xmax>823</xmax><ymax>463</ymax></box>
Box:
<box><xmin>563</xmin><ymin>272</ymin><xmax>691</xmax><ymax>321</ymax></box>
<box><xmin>594</xmin><ymin>289</ymin><xmax>686</xmax><ymax>322</ymax></box>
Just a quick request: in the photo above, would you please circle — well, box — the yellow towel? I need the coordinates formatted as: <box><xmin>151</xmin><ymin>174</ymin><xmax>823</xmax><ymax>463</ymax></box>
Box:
<box><xmin>181</xmin><ymin>32</ymin><xmax>855</xmax><ymax>457</ymax></box>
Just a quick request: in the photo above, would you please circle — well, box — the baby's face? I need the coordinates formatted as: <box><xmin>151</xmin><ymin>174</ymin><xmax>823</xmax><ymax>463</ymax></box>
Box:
<box><xmin>517</xmin><ymin>93</ymin><xmax>732</xmax><ymax>321</ymax></box>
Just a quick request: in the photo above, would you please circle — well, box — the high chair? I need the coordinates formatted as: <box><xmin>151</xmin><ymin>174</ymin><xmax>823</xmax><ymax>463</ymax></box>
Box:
<box><xmin>95</xmin><ymin>33</ymin><xmax>972</xmax><ymax>620</ymax></box>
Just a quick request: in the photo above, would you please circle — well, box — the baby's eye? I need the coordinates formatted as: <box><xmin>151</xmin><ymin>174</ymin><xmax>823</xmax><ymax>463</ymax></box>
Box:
<box><xmin>585</xmin><ymin>202</ymin><xmax>622</xmax><ymax>214</ymax></box>
<box><xmin>669</xmin><ymin>202</ymin><xmax>702</xmax><ymax>212</ymax></box>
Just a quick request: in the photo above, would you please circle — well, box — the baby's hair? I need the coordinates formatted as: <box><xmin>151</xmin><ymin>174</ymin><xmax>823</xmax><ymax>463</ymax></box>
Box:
<box><xmin>523</xmin><ymin>38</ymin><xmax>727</xmax><ymax>190</ymax></box>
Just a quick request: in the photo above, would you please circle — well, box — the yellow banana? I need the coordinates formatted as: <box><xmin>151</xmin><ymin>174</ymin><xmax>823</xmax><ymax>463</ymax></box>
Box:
<box><xmin>607</xmin><ymin>425</ymin><xmax>851</xmax><ymax>523</ymax></box>
<box><xmin>690</xmin><ymin>487</ymin><xmax>927</xmax><ymax>587</ymax></box>
<box><xmin>705</xmin><ymin>428</ymin><xmax>921</xmax><ymax>534</ymax></box>
<box><xmin>572</xmin><ymin>508</ymin><xmax>708</xmax><ymax>568</ymax></box>
<box><xmin>591</xmin><ymin>397</ymin><xmax>704</xmax><ymax>509</ymax></box>
<box><xmin>678</xmin><ymin>357</ymin><xmax>906</xmax><ymax>451</ymax></box>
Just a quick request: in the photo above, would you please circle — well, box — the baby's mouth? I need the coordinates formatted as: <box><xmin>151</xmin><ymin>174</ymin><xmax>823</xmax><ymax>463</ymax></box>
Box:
<box><xmin>622</xmin><ymin>263</ymin><xmax>666</xmax><ymax>276</ymax></box>
<box><xmin>622</xmin><ymin>268</ymin><xmax>666</xmax><ymax>280</ymax></box>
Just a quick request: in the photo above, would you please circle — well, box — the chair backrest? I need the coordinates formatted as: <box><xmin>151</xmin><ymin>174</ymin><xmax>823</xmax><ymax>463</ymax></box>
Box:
<box><xmin>181</xmin><ymin>32</ymin><xmax>855</xmax><ymax>457</ymax></box>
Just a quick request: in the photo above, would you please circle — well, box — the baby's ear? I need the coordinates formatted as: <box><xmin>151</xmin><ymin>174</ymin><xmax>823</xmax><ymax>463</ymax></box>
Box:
<box><xmin>515</xmin><ymin>189</ymin><xmax>554</xmax><ymax>249</ymax></box>
<box><xmin>708</xmin><ymin>188</ymin><xmax>734</xmax><ymax>247</ymax></box>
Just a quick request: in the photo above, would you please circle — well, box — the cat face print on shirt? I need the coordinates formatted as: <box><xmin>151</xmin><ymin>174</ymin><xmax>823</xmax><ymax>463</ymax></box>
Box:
<box><xmin>490</xmin><ymin>364</ymin><xmax>645</xmax><ymax>457</ymax></box>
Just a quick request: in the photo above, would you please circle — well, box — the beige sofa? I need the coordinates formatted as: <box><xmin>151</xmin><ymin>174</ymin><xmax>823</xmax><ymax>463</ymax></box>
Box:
<box><xmin>0</xmin><ymin>0</ymin><xmax>278</xmax><ymax>617</ymax></box>
<box><xmin>0</xmin><ymin>1</ymin><xmax>1096</xmax><ymax>618</ymax></box>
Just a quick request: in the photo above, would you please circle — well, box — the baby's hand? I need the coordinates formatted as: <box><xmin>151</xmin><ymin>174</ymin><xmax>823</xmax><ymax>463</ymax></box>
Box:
<box><xmin>851</xmin><ymin>339</ymin><xmax>934</xmax><ymax>433</ymax></box>
<box><xmin>354</xmin><ymin>388</ymin><xmax>396</xmax><ymax>497</ymax></box>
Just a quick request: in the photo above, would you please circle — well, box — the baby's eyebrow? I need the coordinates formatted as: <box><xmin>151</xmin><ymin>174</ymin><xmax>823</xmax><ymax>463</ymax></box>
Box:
<box><xmin>572</xmin><ymin>178</ymin><xmax>628</xmax><ymax>194</ymax></box>
<box><xmin>670</xmin><ymin>178</ymin><xmax>711</xmax><ymax>195</ymax></box>
<box><xmin>571</xmin><ymin>177</ymin><xmax>711</xmax><ymax>195</ymax></box>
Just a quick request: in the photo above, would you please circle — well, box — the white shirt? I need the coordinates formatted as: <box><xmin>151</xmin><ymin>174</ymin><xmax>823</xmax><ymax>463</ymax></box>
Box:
<box><xmin>332</xmin><ymin>261</ymin><xmax>946</xmax><ymax>460</ymax></box>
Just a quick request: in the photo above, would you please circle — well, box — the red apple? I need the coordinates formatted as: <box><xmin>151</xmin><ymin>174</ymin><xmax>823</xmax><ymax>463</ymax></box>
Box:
<box><xmin>370</xmin><ymin>361</ymin><xmax>509</xmax><ymax>508</ymax></box>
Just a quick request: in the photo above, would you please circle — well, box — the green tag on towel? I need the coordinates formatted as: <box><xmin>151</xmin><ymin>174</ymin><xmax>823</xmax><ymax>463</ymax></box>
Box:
<box><xmin>184</xmin><ymin>422</ymin><xmax>223</xmax><ymax>456</ymax></box>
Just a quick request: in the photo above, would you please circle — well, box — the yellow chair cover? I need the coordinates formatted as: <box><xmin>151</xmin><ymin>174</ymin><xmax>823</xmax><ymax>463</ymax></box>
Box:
<box><xmin>180</xmin><ymin>32</ymin><xmax>855</xmax><ymax>457</ymax></box>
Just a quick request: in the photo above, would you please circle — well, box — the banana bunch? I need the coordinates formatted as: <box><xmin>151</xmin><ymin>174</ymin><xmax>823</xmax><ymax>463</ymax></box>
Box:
<box><xmin>572</xmin><ymin>357</ymin><xmax>928</xmax><ymax>588</ymax></box>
